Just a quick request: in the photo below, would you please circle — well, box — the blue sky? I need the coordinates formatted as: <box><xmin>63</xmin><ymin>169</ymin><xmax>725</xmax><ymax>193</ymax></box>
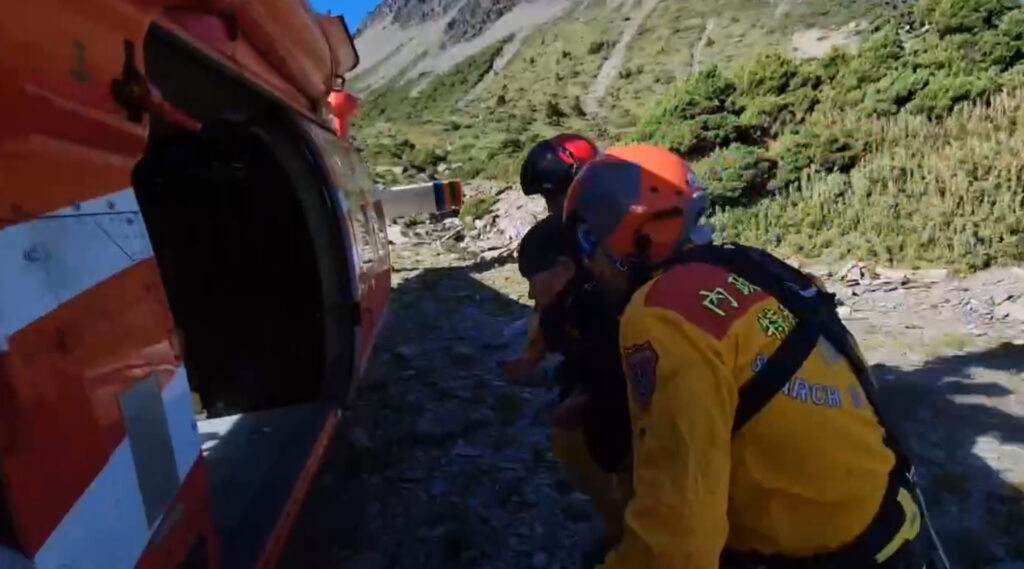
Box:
<box><xmin>310</xmin><ymin>0</ymin><xmax>380</xmax><ymax>30</ymax></box>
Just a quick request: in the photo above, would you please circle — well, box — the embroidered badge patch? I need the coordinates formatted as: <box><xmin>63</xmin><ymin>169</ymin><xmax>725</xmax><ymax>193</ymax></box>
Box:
<box><xmin>625</xmin><ymin>342</ymin><xmax>659</xmax><ymax>411</ymax></box>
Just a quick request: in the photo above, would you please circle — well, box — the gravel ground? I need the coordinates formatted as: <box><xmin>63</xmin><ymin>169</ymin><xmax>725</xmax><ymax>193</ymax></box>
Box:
<box><xmin>280</xmin><ymin>212</ymin><xmax>1024</xmax><ymax>569</ymax></box>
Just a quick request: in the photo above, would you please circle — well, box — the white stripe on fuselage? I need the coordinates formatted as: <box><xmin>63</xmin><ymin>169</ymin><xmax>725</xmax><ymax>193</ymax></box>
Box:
<box><xmin>0</xmin><ymin>188</ymin><xmax>154</xmax><ymax>342</ymax></box>
<box><xmin>33</xmin><ymin>438</ymin><xmax>151</xmax><ymax>569</ymax></box>
<box><xmin>33</xmin><ymin>365</ymin><xmax>201</xmax><ymax>569</ymax></box>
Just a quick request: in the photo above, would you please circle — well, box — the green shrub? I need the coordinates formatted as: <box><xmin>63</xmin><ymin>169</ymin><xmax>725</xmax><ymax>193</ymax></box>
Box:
<box><xmin>819</xmin><ymin>27</ymin><xmax>906</xmax><ymax>111</ymax></box>
<box><xmin>907</xmin><ymin>32</ymin><xmax>969</xmax><ymax>72</ymax></box>
<box><xmin>408</xmin><ymin>146</ymin><xmax>448</xmax><ymax>171</ymax></box>
<box><xmin>390</xmin><ymin>138</ymin><xmax>417</xmax><ymax>162</ymax></box>
<box><xmin>910</xmin><ymin>28</ymin><xmax>1024</xmax><ymax>73</ymax></box>
<box><xmin>459</xmin><ymin>193</ymin><xmax>500</xmax><ymax>223</ymax></box>
<box><xmin>918</xmin><ymin>0</ymin><xmax>1018</xmax><ymax>36</ymax></box>
<box><xmin>638</xmin><ymin>113</ymin><xmax>763</xmax><ymax>160</ymax></box>
<box><xmin>497</xmin><ymin>135</ymin><xmax>524</xmax><ymax>154</ymax></box>
<box><xmin>693</xmin><ymin>145</ymin><xmax>778</xmax><ymax>208</ymax></box>
<box><xmin>642</xmin><ymin>67</ymin><xmax>738</xmax><ymax>126</ymax></box>
<box><xmin>715</xmin><ymin>90</ymin><xmax>1024</xmax><ymax>271</ymax></box>
<box><xmin>974</xmin><ymin>29</ymin><xmax>1024</xmax><ymax>69</ymax></box>
<box><xmin>772</xmin><ymin>127</ymin><xmax>864</xmax><ymax>189</ymax></box>
<box><xmin>906</xmin><ymin>69</ymin><xmax>1000</xmax><ymax>115</ymax></box>
<box><xmin>813</xmin><ymin>48</ymin><xmax>855</xmax><ymax>84</ymax></box>
<box><xmin>739</xmin><ymin>88</ymin><xmax>820</xmax><ymax>135</ymax></box>
<box><xmin>454</xmin><ymin>161</ymin><xmax>485</xmax><ymax>181</ymax></box>
<box><xmin>587</xmin><ymin>39</ymin><xmax>614</xmax><ymax>55</ymax></box>
<box><xmin>545</xmin><ymin>99</ymin><xmax>568</xmax><ymax>123</ymax></box>
<box><xmin>735</xmin><ymin>51</ymin><xmax>801</xmax><ymax>98</ymax></box>
<box><xmin>861</xmin><ymin>67</ymin><xmax>933</xmax><ymax>116</ymax></box>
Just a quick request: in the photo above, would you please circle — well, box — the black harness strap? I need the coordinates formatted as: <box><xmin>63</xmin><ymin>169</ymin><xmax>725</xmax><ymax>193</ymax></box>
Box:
<box><xmin>668</xmin><ymin>244</ymin><xmax>899</xmax><ymax>444</ymax></box>
<box><xmin>732</xmin><ymin>317</ymin><xmax>820</xmax><ymax>433</ymax></box>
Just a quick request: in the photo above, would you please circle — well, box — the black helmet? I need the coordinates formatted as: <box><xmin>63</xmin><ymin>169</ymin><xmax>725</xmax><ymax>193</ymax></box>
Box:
<box><xmin>519</xmin><ymin>134</ymin><xmax>599</xmax><ymax>197</ymax></box>
<box><xmin>517</xmin><ymin>214</ymin><xmax>577</xmax><ymax>278</ymax></box>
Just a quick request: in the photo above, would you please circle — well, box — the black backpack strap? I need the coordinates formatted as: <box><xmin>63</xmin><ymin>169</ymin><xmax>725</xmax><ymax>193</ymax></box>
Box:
<box><xmin>733</xmin><ymin>317</ymin><xmax>820</xmax><ymax>433</ymax></box>
<box><xmin>667</xmin><ymin>244</ymin><xmax>830</xmax><ymax>434</ymax></box>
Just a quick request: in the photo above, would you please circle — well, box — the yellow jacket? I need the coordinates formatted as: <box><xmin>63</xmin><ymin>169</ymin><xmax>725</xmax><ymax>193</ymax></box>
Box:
<box><xmin>600</xmin><ymin>262</ymin><xmax>895</xmax><ymax>569</ymax></box>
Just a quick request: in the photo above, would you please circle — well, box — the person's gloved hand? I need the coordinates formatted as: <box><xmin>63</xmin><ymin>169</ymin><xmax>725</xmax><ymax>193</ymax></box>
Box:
<box><xmin>552</xmin><ymin>392</ymin><xmax>590</xmax><ymax>429</ymax></box>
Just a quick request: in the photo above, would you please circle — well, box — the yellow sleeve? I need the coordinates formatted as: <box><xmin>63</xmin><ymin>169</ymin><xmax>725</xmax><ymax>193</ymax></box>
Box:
<box><xmin>599</xmin><ymin>304</ymin><xmax>736</xmax><ymax>569</ymax></box>
<box><xmin>522</xmin><ymin>311</ymin><xmax>547</xmax><ymax>366</ymax></box>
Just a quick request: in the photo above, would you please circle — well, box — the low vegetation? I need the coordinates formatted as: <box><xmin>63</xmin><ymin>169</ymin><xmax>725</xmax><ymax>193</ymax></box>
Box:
<box><xmin>459</xmin><ymin>192</ymin><xmax>500</xmax><ymax>225</ymax></box>
<box><xmin>637</xmin><ymin>0</ymin><xmax>1024</xmax><ymax>270</ymax></box>
<box><xmin>713</xmin><ymin>90</ymin><xmax>1024</xmax><ymax>271</ymax></box>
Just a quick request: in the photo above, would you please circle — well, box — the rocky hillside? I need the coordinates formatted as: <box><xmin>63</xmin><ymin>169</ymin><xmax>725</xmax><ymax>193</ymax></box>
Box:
<box><xmin>350</xmin><ymin>0</ymin><xmax>877</xmax><ymax>101</ymax></box>
<box><xmin>357</xmin><ymin>0</ymin><xmax>522</xmax><ymax>38</ymax></box>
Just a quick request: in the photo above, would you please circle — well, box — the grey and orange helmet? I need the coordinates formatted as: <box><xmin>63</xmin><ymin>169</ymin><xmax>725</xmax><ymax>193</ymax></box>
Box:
<box><xmin>563</xmin><ymin>144</ymin><xmax>712</xmax><ymax>265</ymax></box>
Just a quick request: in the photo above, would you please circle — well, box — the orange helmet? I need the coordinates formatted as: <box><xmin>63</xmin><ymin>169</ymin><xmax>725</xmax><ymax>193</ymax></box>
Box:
<box><xmin>563</xmin><ymin>144</ymin><xmax>710</xmax><ymax>265</ymax></box>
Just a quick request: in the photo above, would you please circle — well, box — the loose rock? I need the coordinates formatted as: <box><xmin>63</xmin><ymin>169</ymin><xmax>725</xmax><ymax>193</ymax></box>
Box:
<box><xmin>995</xmin><ymin>299</ymin><xmax>1024</xmax><ymax>322</ymax></box>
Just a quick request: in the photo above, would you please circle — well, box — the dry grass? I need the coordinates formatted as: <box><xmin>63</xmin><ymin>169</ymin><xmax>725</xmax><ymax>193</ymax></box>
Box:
<box><xmin>715</xmin><ymin>89</ymin><xmax>1024</xmax><ymax>270</ymax></box>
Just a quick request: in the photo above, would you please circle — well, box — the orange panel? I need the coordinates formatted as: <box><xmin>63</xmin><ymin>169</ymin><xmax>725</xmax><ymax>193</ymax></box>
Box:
<box><xmin>0</xmin><ymin>0</ymin><xmax>153</xmax><ymax>220</ymax></box>
<box><xmin>1</xmin><ymin>260</ymin><xmax>178</xmax><ymax>554</ymax></box>
<box><xmin>0</xmin><ymin>136</ymin><xmax>138</xmax><ymax>228</ymax></box>
<box><xmin>233</xmin><ymin>0</ymin><xmax>332</xmax><ymax>101</ymax></box>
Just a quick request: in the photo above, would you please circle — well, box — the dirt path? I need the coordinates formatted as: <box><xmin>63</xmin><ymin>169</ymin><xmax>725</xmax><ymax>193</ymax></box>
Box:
<box><xmin>691</xmin><ymin>18</ymin><xmax>715</xmax><ymax>75</ymax></box>
<box><xmin>457</xmin><ymin>31</ymin><xmax>528</xmax><ymax>107</ymax></box>
<box><xmin>281</xmin><ymin>211</ymin><xmax>1024</xmax><ymax>569</ymax></box>
<box><xmin>791</xmin><ymin>23</ymin><xmax>861</xmax><ymax>60</ymax></box>
<box><xmin>580</xmin><ymin>0</ymin><xmax>662</xmax><ymax>120</ymax></box>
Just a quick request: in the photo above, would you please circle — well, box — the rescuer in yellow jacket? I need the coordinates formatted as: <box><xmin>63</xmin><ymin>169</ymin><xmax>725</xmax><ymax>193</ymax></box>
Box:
<box><xmin>560</xmin><ymin>144</ymin><xmax>942</xmax><ymax>569</ymax></box>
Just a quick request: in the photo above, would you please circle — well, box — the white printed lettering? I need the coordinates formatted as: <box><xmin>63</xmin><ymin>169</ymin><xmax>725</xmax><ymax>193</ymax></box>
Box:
<box><xmin>811</xmin><ymin>384</ymin><xmax>826</xmax><ymax>406</ymax></box>
<box><xmin>791</xmin><ymin>379</ymin><xmax>809</xmax><ymax>403</ymax></box>
<box><xmin>827</xmin><ymin>386</ymin><xmax>843</xmax><ymax>408</ymax></box>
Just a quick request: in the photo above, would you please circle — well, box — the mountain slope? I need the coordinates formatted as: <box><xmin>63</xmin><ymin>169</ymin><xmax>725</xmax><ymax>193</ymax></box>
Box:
<box><xmin>351</xmin><ymin>0</ymin><xmax>1024</xmax><ymax>271</ymax></box>
<box><xmin>351</xmin><ymin>0</ymin><xmax>880</xmax><ymax>176</ymax></box>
